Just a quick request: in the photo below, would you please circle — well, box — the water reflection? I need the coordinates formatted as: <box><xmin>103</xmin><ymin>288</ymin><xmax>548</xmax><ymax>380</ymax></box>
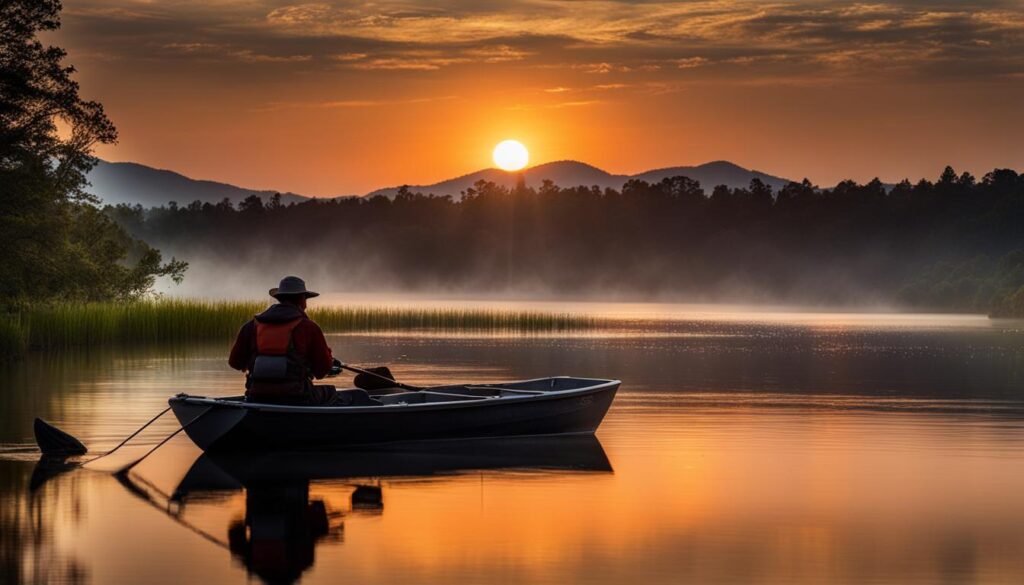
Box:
<box><xmin>226</xmin><ymin>481</ymin><xmax>340</xmax><ymax>584</ymax></box>
<box><xmin>2</xmin><ymin>309</ymin><xmax>1024</xmax><ymax>584</ymax></box>
<box><xmin>120</xmin><ymin>436</ymin><xmax>611</xmax><ymax>584</ymax></box>
<box><xmin>3</xmin><ymin>406</ymin><xmax>1024</xmax><ymax>584</ymax></box>
<box><xmin>1</xmin><ymin>460</ymin><xmax>87</xmax><ymax>584</ymax></box>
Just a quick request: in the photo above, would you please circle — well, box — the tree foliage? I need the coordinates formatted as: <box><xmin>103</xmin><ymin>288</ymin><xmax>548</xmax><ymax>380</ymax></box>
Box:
<box><xmin>0</xmin><ymin>0</ymin><xmax>185</xmax><ymax>307</ymax></box>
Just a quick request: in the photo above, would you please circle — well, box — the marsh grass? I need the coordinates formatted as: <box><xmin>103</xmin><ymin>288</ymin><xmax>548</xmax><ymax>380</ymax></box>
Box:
<box><xmin>1</xmin><ymin>299</ymin><xmax>595</xmax><ymax>355</ymax></box>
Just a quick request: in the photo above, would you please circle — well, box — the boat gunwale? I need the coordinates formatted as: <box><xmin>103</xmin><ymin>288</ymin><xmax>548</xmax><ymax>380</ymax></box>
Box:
<box><xmin>169</xmin><ymin>376</ymin><xmax>620</xmax><ymax>415</ymax></box>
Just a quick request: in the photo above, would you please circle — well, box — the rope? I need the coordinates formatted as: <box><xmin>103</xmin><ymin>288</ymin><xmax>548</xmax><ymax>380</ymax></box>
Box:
<box><xmin>117</xmin><ymin>466</ymin><xmax>231</xmax><ymax>550</ymax></box>
<box><xmin>82</xmin><ymin>407</ymin><xmax>172</xmax><ymax>465</ymax></box>
<box><xmin>111</xmin><ymin>407</ymin><xmax>213</xmax><ymax>475</ymax></box>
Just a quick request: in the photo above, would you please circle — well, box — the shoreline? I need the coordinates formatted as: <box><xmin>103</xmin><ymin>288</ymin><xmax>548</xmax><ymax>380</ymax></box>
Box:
<box><xmin>0</xmin><ymin>300</ymin><xmax>595</xmax><ymax>358</ymax></box>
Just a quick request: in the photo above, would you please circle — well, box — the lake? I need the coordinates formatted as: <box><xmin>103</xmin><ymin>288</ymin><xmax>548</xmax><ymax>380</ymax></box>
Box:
<box><xmin>3</xmin><ymin>302</ymin><xmax>1024</xmax><ymax>584</ymax></box>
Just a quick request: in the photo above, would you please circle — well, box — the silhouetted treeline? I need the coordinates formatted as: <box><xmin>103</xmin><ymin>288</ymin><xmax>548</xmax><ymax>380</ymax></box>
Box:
<box><xmin>107</xmin><ymin>166</ymin><xmax>1024</xmax><ymax>315</ymax></box>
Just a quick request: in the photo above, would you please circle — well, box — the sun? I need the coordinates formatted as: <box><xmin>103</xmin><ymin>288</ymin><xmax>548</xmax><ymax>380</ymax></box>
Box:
<box><xmin>493</xmin><ymin>140</ymin><xmax>529</xmax><ymax>171</ymax></box>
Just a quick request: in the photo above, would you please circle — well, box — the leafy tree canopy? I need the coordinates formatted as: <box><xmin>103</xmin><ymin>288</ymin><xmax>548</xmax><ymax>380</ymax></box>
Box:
<box><xmin>0</xmin><ymin>0</ymin><xmax>185</xmax><ymax>307</ymax></box>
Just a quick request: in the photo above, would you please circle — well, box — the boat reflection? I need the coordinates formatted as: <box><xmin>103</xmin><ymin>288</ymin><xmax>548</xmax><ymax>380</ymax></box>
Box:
<box><xmin>125</xmin><ymin>436</ymin><xmax>612</xmax><ymax>584</ymax></box>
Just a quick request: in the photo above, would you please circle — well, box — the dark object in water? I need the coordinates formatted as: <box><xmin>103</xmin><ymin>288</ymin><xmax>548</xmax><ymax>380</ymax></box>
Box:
<box><xmin>34</xmin><ymin>418</ymin><xmax>87</xmax><ymax>456</ymax></box>
<box><xmin>169</xmin><ymin>376</ymin><xmax>619</xmax><ymax>451</ymax></box>
<box><xmin>351</xmin><ymin>485</ymin><xmax>383</xmax><ymax>510</ymax></box>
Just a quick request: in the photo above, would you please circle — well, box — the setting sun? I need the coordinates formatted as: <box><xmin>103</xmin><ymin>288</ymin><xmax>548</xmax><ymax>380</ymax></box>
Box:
<box><xmin>493</xmin><ymin>140</ymin><xmax>529</xmax><ymax>171</ymax></box>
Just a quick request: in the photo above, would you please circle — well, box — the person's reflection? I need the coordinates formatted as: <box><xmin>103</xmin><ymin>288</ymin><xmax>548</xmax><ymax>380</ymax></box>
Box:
<box><xmin>227</xmin><ymin>481</ymin><xmax>327</xmax><ymax>584</ymax></box>
<box><xmin>226</xmin><ymin>480</ymin><xmax>379</xmax><ymax>584</ymax></box>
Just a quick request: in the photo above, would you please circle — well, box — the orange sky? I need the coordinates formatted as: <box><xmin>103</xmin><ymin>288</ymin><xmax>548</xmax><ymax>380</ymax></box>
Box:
<box><xmin>54</xmin><ymin>1</ymin><xmax>1024</xmax><ymax>196</ymax></box>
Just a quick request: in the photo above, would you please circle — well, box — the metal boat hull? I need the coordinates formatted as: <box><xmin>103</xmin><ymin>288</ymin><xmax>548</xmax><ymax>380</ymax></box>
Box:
<box><xmin>169</xmin><ymin>377</ymin><xmax>619</xmax><ymax>451</ymax></box>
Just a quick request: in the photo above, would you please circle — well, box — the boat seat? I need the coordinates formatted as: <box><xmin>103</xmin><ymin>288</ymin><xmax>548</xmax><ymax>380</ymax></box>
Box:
<box><xmin>376</xmin><ymin>391</ymin><xmax>487</xmax><ymax>405</ymax></box>
<box><xmin>424</xmin><ymin>386</ymin><xmax>545</xmax><ymax>398</ymax></box>
<box><xmin>333</xmin><ymin>389</ymin><xmax>382</xmax><ymax>406</ymax></box>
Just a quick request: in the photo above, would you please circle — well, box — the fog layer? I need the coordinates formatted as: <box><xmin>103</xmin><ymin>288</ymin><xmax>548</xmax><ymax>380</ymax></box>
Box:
<box><xmin>109</xmin><ymin>169</ymin><xmax>1024</xmax><ymax>314</ymax></box>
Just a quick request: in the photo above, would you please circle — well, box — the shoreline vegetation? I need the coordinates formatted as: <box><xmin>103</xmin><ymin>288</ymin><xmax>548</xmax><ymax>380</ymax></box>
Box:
<box><xmin>0</xmin><ymin>300</ymin><xmax>596</xmax><ymax>357</ymax></box>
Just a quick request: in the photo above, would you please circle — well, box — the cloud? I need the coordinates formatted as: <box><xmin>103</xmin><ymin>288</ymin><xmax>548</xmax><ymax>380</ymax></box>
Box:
<box><xmin>579</xmin><ymin>62</ymin><xmax>632</xmax><ymax>74</ymax></box>
<box><xmin>462</xmin><ymin>44</ymin><xmax>530</xmax><ymax>62</ymax></box>
<box><xmin>162</xmin><ymin>42</ymin><xmax>311</xmax><ymax>63</ymax></box>
<box><xmin>330</xmin><ymin>44</ymin><xmax>528</xmax><ymax>71</ymax></box>
<box><xmin>550</xmin><ymin>100</ymin><xmax>602</xmax><ymax>108</ymax></box>
<box><xmin>233</xmin><ymin>50</ymin><xmax>312</xmax><ymax>63</ymax></box>
<box><xmin>254</xmin><ymin>95</ymin><xmax>459</xmax><ymax>112</ymax></box>
<box><xmin>675</xmin><ymin>57</ymin><xmax>708</xmax><ymax>69</ymax></box>
<box><xmin>351</xmin><ymin>58</ymin><xmax>465</xmax><ymax>70</ymax></box>
<box><xmin>331</xmin><ymin>52</ymin><xmax>369</xmax><ymax>61</ymax></box>
<box><xmin>60</xmin><ymin>1</ymin><xmax>1024</xmax><ymax>82</ymax></box>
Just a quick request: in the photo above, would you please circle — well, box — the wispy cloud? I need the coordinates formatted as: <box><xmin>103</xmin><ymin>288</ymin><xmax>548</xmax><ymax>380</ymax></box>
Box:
<box><xmin>675</xmin><ymin>57</ymin><xmax>708</xmax><ymax>69</ymax></box>
<box><xmin>253</xmin><ymin>95</ymin><xmax>459</xmax><ymax>112</ymax></box>
<box><xmin>61</xmin><ymin>0</ymin><xmax>1024</xmax><ymax>82</ymax></box>
<box><xmin>163</xmin><ymin>42</ymin><xmax>311</xmax><ymax>63</ymax></box>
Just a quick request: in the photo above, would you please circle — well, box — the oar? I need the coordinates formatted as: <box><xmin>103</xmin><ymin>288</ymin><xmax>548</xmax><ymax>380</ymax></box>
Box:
<box><xmin>334</xmin><ymin>360</ymin><xmax>423</xmax><ymax>392</ymax></box>
<box><xmin>34</xmin><ymin>407</ymin><xmax>169</xmax><ymax>459</ymax></box>
<box><xmin>34</xmin><ymin>406</ymin><xmax>210</xmax><ymax>476</ymax></box>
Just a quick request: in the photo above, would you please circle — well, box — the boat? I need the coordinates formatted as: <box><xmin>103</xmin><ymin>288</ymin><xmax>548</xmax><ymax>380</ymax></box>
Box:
<box><xmin>169</xmin><ymin>376</ymin><xmax>619</xmax><ymax>451</ymax></box>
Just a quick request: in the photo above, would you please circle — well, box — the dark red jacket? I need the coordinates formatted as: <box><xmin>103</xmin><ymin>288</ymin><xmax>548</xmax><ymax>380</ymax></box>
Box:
<box><xmin>229</xmin><ymin>304</ymin><xmax>334</xmax><ymax>379</ymax></box>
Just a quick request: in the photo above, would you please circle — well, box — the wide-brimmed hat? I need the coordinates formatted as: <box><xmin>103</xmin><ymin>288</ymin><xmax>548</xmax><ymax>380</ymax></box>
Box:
<box><xmin>269</xmin><ymin>276</ymin><xmax>319</xmax><ymax>299</ymax></box>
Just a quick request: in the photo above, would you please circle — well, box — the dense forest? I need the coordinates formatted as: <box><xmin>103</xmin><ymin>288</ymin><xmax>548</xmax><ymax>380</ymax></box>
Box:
<box><xmin>107</xmin><ymin>167</ymin><xmax>1024</xmax><ymax>316</ymax></box>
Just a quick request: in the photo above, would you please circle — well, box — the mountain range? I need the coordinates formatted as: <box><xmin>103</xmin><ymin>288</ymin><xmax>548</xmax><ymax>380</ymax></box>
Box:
<box><xmin>86</xmin><ymin>159</ymin><xmax>794</xmax><ymax>207</ymax></box>
<box><xmin>86</xmin><ymin>161</ymin><xmax>312</xmax><ymax>207</ymax></box>
<box><xmin>367</xmin><ymin>160</ymin><xmax>792</xmax><ymax>199</ymax></box>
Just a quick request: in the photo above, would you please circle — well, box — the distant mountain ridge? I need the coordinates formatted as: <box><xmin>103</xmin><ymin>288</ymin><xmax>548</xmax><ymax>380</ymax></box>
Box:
<box><xmin>86</xmin><ymin>161</ymin><xmax>313</xmax><ymax>207</ymax></box>
<box><xmin>367</xmin><ymin>160</ymin><xmax>794</xmax><ymax>200</ymax></box>
<box><xmin>86</xmin><ymin>159</ymin><xmax>794</xmax><ymax>207</ymax></box>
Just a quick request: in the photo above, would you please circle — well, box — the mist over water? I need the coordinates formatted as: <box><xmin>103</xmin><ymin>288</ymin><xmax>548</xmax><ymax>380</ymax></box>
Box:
<box><xmin>153</xmin><ymin>254</ymin><xmax>908</xmax><ymax>310</ymax></box>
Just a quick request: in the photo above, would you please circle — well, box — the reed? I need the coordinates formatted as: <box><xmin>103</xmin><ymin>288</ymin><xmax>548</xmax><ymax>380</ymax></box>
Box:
<box><xmin>1</xmin><ymin>299</ymin><xmax>595</xmax><ymax>355</ymax></box>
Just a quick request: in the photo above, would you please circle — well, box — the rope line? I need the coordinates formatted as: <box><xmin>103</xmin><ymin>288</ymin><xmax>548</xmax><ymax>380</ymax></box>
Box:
<box><xmin>111</xmin><ymin>407</ymin><xmax>212</xmax><ymax>475</ymax></box>
<box><xmin>82</xmin><ymin>407</ymin><xmax>172</xmax><ymax>465</ymax></box>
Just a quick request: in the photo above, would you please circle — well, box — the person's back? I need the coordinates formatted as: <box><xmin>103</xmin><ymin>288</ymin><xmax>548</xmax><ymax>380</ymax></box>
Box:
<box><xmin>229</xmin><ymin>276</ymin><xmax>336</xmax><ymax>405</ymax></box>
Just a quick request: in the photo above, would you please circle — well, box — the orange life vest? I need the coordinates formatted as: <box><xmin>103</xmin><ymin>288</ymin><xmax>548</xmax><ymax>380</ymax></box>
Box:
<box><xmin>246</xmin><ymin>318</ymin><xmax>311</xmax><ymax>402</ymax></box>
<box><xmin>256</xmin><ymin>318</ymin><xmax>302</xmax><ymax>355</ymax></box>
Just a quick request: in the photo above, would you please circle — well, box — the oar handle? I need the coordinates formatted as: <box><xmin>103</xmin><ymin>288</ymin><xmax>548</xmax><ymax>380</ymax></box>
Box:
<box><xmin>337</xmin><ymin>362</ymin><xmax>422</xmax><ymax>392</ymax></box>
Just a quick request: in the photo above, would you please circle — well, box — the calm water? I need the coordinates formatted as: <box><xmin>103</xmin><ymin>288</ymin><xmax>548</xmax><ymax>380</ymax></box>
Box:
<box><xmin>3</xmin><ymin>303</ymin><xmax>1024</xmax><ymax>584</ymax></box>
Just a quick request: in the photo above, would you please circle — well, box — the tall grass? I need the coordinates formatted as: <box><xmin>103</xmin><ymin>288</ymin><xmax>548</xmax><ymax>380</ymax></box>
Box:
<box><xmin>0</xmin><ymin>299</ymin><xmax>596</xmax><ymax>355</ymax></box>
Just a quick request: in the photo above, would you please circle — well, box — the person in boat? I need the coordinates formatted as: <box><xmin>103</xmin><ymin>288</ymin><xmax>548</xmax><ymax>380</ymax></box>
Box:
<box><xmin>229</xmin><ymin>276</ymin><xmax>339</xmax><ymax>405</ymax></box>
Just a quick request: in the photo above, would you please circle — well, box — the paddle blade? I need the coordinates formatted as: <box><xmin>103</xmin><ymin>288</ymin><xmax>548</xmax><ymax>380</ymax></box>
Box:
<box><xmin>34</xmin><ymin>418</ymin><xmax>87</xmax><ymax>456</ymax></box>
<box><xmin>353</xmin><ymin>367</ymin><xmax>399</xmax><ymax>391</ymax></box>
